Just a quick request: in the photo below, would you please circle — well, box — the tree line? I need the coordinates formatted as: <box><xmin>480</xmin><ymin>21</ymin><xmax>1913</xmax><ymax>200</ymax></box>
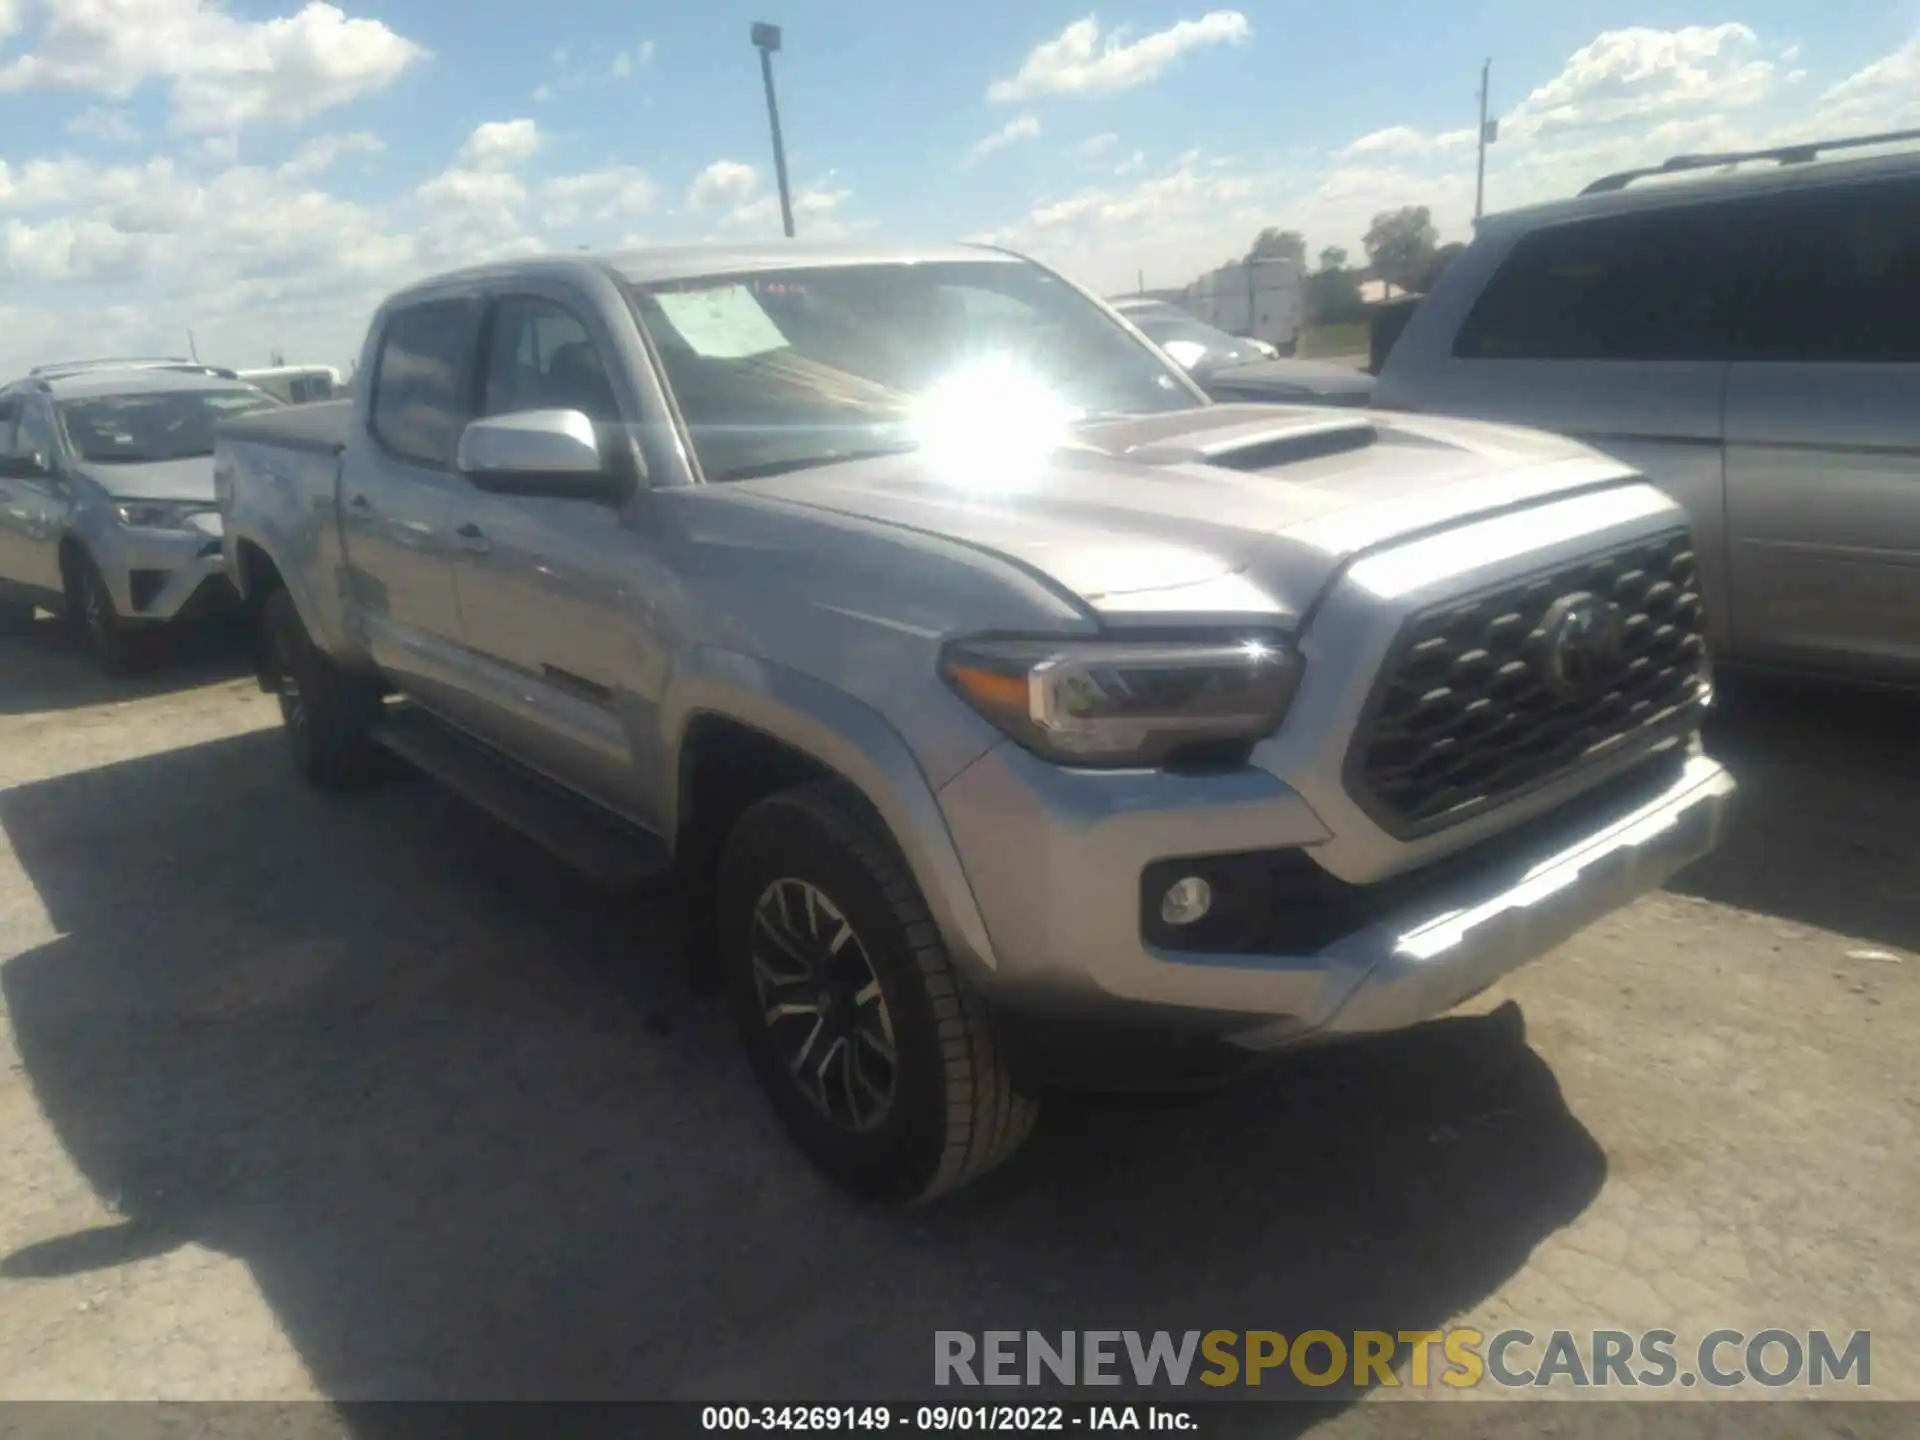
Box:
<box><xmin>1238</xmin><ymin>207</ymin><xmax>1466</xmax><ymax>326</ymax></box>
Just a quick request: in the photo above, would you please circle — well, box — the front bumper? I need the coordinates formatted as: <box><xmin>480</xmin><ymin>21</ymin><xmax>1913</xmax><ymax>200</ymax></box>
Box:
<box><xmin>937</xmin><ymin>739</ymin><xmax>1733</xmax><ymax>1051</ymax></box>
<box><xmin>94</xmin><ymin>517</ymin><xmax>235</xmax><ymax>623</ymax></box>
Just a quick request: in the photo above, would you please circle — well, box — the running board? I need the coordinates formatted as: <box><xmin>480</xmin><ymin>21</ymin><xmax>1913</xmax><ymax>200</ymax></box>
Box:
<box><xmin>371</xmin><ymin>706</ymin><xmax>671</xmax><ymax>887</ymax></box>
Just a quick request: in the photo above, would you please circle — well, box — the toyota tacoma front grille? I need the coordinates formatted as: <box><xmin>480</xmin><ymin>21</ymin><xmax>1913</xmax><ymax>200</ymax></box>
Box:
<box><xmin>1350</xmin><ymin>528</ymin><xmax>1709</xmax><ymax>836</ymax></box>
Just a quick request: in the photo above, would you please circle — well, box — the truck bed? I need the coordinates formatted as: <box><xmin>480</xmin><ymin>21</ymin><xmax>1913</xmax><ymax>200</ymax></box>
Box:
<box><xmin>219</xmin><ymin>398</ymin><xmax>353</xmax><ymax>456</ymax></box>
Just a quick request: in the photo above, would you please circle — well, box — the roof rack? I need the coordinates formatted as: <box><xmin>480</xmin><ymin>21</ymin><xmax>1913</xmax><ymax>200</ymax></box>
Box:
<box><xmin>27</xmin><ymin>359</ymin><xmax>240</xmax><ymax>382</ymax></box>
<box><xmin>1579</xmin><ymin>126</ymin><xmax>1920</xmax><ymax>195</ymax></box>
<box><xmin>29</xmin><ymin>356</ymin><xmax>195</xmax><ymax>377</ymax></box>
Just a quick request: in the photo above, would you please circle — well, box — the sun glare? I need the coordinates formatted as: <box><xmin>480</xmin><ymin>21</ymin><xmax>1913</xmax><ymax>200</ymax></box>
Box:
<box><xmin>908</xmin><ymin>355</ymin><xmax>1077</xmax><ymax>486</ymax></box>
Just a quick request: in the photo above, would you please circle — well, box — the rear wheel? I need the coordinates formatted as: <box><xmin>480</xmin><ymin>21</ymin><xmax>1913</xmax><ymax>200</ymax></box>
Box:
<box><xmin>261</xmin><ymin>588</ymin><xmax>382</xmax><ymax>788</ymax></box>
<box><xmin>64</xmin><ymin>549</ymin><xmax>145</xmax><ymax>677</ymax></box>
<box><xmin>716</xmin><ymin>780</ymin><xmax>1037</xmax><ymax>1202</ymax></box>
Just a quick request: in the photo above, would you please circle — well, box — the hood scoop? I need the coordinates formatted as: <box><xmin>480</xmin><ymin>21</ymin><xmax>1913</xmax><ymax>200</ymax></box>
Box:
<box><xmin>1122</xmin><ymin>416</ymin><xmax>1379</xmax><ymax>474</ymax></box>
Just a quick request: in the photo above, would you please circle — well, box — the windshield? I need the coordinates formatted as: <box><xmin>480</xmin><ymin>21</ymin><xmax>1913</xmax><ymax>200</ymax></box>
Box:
<box><xmin>57</xmin><ymin>389</ymin><xmax>282</xmax><ymax>464</ymax></box>
<box><xmin>1129</xmin><ymin>314</ymin><xmax>1265</xmax><ymax>370</ymax></box>
<box><xmin>627</xmin><ymin>260</ymin><xmax>1201</xmax><ymax>482</ymax></box>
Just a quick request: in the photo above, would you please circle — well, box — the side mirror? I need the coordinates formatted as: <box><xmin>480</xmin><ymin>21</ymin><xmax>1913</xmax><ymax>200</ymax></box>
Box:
<box><xmin>456</xmin><ymin>409</ymin><xmax>629</xmax><ymax>502</ymax></box>
<box><xmin>0</xmin><ymin>451</ymin><xmax>49</xmax><ymax>480</ymax></box>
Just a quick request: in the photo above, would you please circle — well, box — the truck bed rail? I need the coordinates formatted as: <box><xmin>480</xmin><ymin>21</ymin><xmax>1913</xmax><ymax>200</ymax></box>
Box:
<box><xmin>218</xmin><ymin>398</ymin><xmax>353</xmax><ymax>457</ymax></box>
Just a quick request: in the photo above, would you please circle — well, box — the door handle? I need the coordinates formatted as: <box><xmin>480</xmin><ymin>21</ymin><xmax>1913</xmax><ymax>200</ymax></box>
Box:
<box><xmin>453</xmin><ymin>522</ymin><xmax>490</xmax><ymax>554</ymax></box>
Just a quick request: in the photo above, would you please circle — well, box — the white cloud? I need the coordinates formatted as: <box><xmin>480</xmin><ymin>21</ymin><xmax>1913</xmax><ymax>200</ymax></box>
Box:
<box><xmin>1816</xmin><ymin>39</ymin><xmax>1920</xmax><ymax>131</ymax></box>
<box><xmin>972</xmin><ymin>20</ymin><xmax>1859</xmax><ymax>295</ymax></box>
<box><xmin>1073</xmin><ymin>132</ymin><xmax>1118</xmax><ymax>161</ymax></box>
<box><xmin>727</xmin><ymin>182</ymin><xmax>855</xmax><ymax>238</ymax></box>
<box><xmin>1229</xmin><ymin>20</ymin><xmax>1862</xmax><ymax>271</ymax></box>
<box><xmin>1502</xmin><ymin>23</ymin><xmax>1774</xmax><ymax>141</ymax></box>
<box><xmin>1342</xmin><ymin>125</ymin><xmax>1473</xmax><ymax>158</ymax></box>
<box><xmin>66</xmin><ymin>106</ymin><xmax>142</xmax><ymax>145</ymax></box>
<box><xmin>2</xmin><ymin>215</ymin><xmax>160</xmax><ymax>281</ymax></box>
<box><xmin>280</xmin><ymin>131</ymin><xmax>385</xmax><ymax>180</ymax></box>
<box><xmin>974</xmin><ymin>153</ymin><xmax>1263</xmax><ymax>286</ymax></box>
<box><xmin>456</xmin><ymin>119</ymin><xmax>542</xmax><ymax>171</ymax></box>
<box><xmin>0</xmin><ymin>155</ymin><xmax>169</xmax><ymax>216</ymax></box>
<box><xmin>611</xmin><ymin>39</ymin><xmax>653</xmax><ymax>79</ymax></box>
<box><xmin>0</xmin><ymin>0</ymin><xmax>21</xmax><ymax>42</ymax></box>
<box><xmin>679</xmin><ymin>157</ymin><xmax>861</xmax><ymax>239</ymax></box>
<box><xmin>0</xmin><ymin>116</ymin><xmax>666</xmax><ymax>372</ymax></box>
<box><xmin>686</xmin><ymin>158</ymin><xmax>759</xmax><ymax>210</ymax></box>
<box><xmin>416</xmin><ymin>169</ymin><xmax>528</xmax><ymax>235</ymax></box>
<box><xmin>965</xmin><ymin>114</ymin><xmax>1040</xmax><ymax>166</ymax></box>
<box><xmin>0</xmin><ymin>151</ymin><xmax>414</xmax><ymax>311</ymax></box>
<box><xmin>3</xmin><ymin>19</ymin><xmax>1906</xmax><ymax>392</ymax></box>
<box><xmin>541</xmin><ymin>167</ymin><xmax>658</xmax><ymax>228</ymax></box>
<box><xmin>0</xmin><ymin>0</ymin><xmax>427</xmax><ymax>134</ymax></box>
<box><xmin>988</xmin><ymin>11</ymin><xmax>1249</xmax><ymax>102</ymax></box>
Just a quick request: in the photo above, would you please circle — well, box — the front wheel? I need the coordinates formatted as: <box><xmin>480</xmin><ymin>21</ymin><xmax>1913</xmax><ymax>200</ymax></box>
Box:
<box><xmin>716</xmin><ymin>781</ymin><xmax>1037</xmax><ymax>1202</ymax></box>
<box><xmin>64</xmin><ymin>550</ymin><xmax>145</xmax><ymax>677</ymax></box>
<box><xmin>261</xmin><ymin>588</ymin><xmax>382</xmax><ymax>788</ymax></box>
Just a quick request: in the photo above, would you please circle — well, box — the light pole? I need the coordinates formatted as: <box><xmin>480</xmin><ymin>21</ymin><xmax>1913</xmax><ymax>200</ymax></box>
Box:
<box><xmin>1475</xmin><ymin>58</ymin><xmax>1495</xmax><ymax>221</ymax></box>
<box><xmin>751</xmin><ymin>22</ymin><xmax>796</xmax><ymax>239</ymax></box>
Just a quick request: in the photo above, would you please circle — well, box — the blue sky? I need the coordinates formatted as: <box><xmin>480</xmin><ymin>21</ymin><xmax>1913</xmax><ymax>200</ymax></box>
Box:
<box><xmin>0</xmin><ymin>0</ymin><xmax>1916</xmax><ymax>369</ymax></box>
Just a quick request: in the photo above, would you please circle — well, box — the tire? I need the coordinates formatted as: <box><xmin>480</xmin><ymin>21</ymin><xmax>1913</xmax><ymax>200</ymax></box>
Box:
<box><xmin>64</xmin><ymin>549</ymin><xmax>145</xmax><ymax>677</ymax></box>
<box><xmin>261</xmin><ymin>587</ymin><xmax>382</xmax><ymax>789</ymax></box>
<box><xmin>716</xmin><ymin>780</ymin><xmax>1037</xmax><ymax>1202</ymax></box>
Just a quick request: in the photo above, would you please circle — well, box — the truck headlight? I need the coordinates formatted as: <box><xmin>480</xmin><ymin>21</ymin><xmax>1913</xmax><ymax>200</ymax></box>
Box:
<box><xmin>941</xmin><ymin>637</ymin><xmax>1300</xmax><ymax>767</ymax></box>
<box><xmin>112</xmin><ymin>500</ymin><xmax>211</xmax><ymax>532</ymax></box>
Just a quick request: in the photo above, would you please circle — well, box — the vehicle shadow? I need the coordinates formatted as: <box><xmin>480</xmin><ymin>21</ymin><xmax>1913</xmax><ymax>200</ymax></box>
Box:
<box><xmin>0</xmin><ymin>612</ymin><xmax>253</xmax><ymax>715</ymax></box>
<box><xmin>0</xmin><ymin>727</ymin><xmax>1605</xmax><ymax>1421</ymax></box>
<box><xmin>1683</xmin><ymin>675</ymin><xmax>1918</xmax><ymax>953</ymax></box>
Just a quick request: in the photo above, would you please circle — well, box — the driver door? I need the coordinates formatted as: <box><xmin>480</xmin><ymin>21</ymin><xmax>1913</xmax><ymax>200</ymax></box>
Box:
<box><xmin>448</xmin><ymin>288</ymin><xmax>668</xmax><ymax>817</ymax></box>
<box><xmin>0</xmin><ymin>396</ymin><xmax>72</xmax><ymax>601</ymax></box>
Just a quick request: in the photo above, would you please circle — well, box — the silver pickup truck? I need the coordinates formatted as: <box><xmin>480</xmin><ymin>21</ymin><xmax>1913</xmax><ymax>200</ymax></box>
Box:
<box><xmin>216</xmin><ymin>242</ymin><xmax>1735</xmax><ymax>1202</ymax></box>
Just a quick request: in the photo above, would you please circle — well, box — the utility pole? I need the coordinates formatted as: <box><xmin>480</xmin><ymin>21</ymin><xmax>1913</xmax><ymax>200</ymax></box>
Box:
<box><xmin>751</xmin><ymin>22</ymin><xmax>796</xmax><ymax>239</ymax></box>
<box><xmin>1475</xmin><ymin>57</ymin><xmax>1494</xmax><ymax>221</ymax></box>
<box><xmin>187</xmin><ymin>330</ymin><xmax>200</xmax><ymax>362</ymax></box>
<box><xmin>1137</xmin><ymin>269</ymin><xmax>1144</xmax><ymax>296</ymax></box>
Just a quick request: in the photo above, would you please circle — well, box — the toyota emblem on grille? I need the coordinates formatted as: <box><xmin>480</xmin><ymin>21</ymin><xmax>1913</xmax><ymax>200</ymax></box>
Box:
<box><xmin>1539</xmin><ymin>591</ymin><xmax>1625</xmax><ymax>697</ymax></box>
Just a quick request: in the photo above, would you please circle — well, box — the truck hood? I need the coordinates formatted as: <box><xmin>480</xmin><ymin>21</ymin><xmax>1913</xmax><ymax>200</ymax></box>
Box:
<box><xmin>743</xmin><ymin>404</ymin><xmax>1640</xmax><ymax>626</ymax></box>
<box><xmin>72</xmin><ymin>455</ymin><xmax>216</xmax><ymax>503</ymax></box>
<box><xmin>1201</xmin><ymin>358</ymin><xmax>1376</xmax><ymax>405</ymax></box>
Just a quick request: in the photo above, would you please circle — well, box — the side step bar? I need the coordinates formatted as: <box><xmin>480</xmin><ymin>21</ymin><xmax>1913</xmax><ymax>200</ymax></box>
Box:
<box><xmin>371</xmin><ymin>705</ymin><xmax>671</xmax><ymax>887</ymax></box>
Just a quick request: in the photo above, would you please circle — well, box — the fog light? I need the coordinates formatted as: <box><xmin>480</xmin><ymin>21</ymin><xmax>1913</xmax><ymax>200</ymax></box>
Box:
<box><xmin>1159</xmin><ymin>875</ymin><xmax>1213</xmax><ymax>926</ymax></box>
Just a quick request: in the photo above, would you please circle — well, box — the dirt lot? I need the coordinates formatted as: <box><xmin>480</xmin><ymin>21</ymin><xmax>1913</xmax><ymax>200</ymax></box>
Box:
<box><xmin>0</xmin><ymin>616</ymin><xmax>1915</xmax><ymax>1425</ymax></box>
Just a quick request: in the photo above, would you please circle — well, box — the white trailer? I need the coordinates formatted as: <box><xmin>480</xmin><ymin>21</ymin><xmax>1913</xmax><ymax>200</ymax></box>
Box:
<box><xmin>237</xmin><ymin>365</ymin><xmax>341</xmax><ymax>405</ymax></box>
<box><xmin>1183</xmin><ymin>258</ymin><xmax>1303</xmax><ymax>355</ymax></box>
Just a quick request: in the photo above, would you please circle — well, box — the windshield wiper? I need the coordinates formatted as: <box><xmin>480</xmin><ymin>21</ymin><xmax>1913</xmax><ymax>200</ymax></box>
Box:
<box><xmin>710</xmin><ymin>444</ymin><xmax>919</xmax><ymax>482</ymax></box>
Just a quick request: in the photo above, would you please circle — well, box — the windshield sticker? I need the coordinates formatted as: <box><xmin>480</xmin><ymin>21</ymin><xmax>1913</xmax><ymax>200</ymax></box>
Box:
<box><xmin>654</xmin><ymin>285</ymin><xmax>790</xmax><ymax>359</ymax></box>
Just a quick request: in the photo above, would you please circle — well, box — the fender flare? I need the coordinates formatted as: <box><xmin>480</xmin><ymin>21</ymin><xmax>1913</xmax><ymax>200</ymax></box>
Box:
<box><xmin>661</xmin><ymin>646</ymin><xmax>1001</xmax><ymax>978</ymax></box>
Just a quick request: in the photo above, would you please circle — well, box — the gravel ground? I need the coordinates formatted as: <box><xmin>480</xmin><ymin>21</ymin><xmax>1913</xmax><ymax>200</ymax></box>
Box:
<box><xmin>0</xmin><ymin>616</ymin><xmax>1914</xmax><ymax>1429</ymax></box>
